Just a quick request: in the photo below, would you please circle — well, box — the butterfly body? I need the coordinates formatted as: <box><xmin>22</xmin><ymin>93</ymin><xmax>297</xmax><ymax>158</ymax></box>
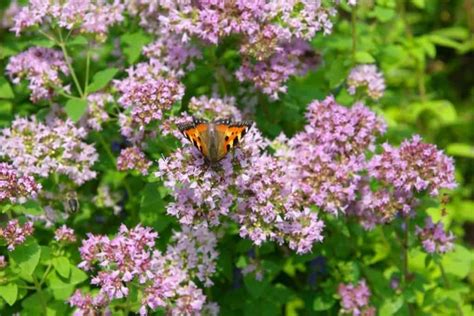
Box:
<box><xmin>178</xmin><ymin>118</ymin><xmax>252</xmax><ymax>163</ymax></box>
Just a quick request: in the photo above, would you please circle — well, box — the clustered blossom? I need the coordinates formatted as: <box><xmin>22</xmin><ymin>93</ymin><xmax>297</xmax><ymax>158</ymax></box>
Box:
<box><xmin>166</xmin><ymin>224</ymin><xmax>219</xmax><ymax>287</ymax></box>
<box><xmin>69</xmin><ymin>291</ymin><xmax>109</xmax><ymax>316</ymax></box>
<box><xmin>115</xmin><ymin>63</ymin><xmax>185</xmax><ymax>126</ymax></box>
<box><xmin>80</xmin><ymin>93</ymin><xmax>113</xmax><ymax>131</ymax></box>
<box><xmin>156</xmin><ymin>98</ymin><xmax>325</xmax><ymax>253</ymax></box>
<box><xmin>236</xmin><ymin>39</ymin><xmax>321</xmax><ymax>99</ymax></box>
<box><xmin>188</xmin><ymin>95</ymin><xmax>243</xmax><ymax>121</ymax></box>
<box><xmin>73</xmin><ymin>225</ymin><xmax>212</xmax><ymax>316</ymax></box>
<box><xmin>6</xmin><ymin>47</ymin><xmax>69</xmax><ymax>102</ymax></box>
<box><xmin>143</xmin><ymin>35</ymin><xmax>202</xmax><ymax>77</ymax></box>
<box><xmin>54</xmin><ymin>225</ymin><xmax>77</xmax><ymax>243</ymax></box>
<box><xmin>0</xmin><ymin>162</ymin><xmax>41</xmax><ymax>203</ymax></box>
<box><xmin>280</xmin><ymin>96</ymin><xmax>386</xmax><ymax>215</ymax></box>
<box><xmin>347</xmin><ymin>64</ymin><xmax>386</xmax><ymax>100</ymax></box>
<box><xmin>117</xmin><ymin>147</ymin><xmax>152</xmax><ymax>175</ymax></box>
<box><xmin>1</xmin><ymin>0</ymin><xmax>20</xmax><ymax>29</ymax></box>
<box><xmin>125</xmin><ymin>0</ymin><xmax>332</xmax><ymax>99</ymax></box>
<box><xmin>348</xmin><ymin>135</ymin><xmax>456</xmax><ymax>228</ymax></box>
<box><xmin>12</xmin><ymin>0</ymin><xmax>125</xmax><ymax>39</ymax></box>
<box><xmin>0</xmin><ymin>116</ymin><xmax>98</xmax><ymax>185</ymax></box>
<box><xmin>369</xmin><ymin>136</ymin><xmax>457</xmax><ymax>196</ymax></box>
<box><xmin>93</xmin><ymin>185</ymin><xmax>122</xmax><ymax>214</ymax></box>
<box><xmin>338</xmin><ymin>280</ymin><xmax>376</xmax><ymax>316</ymax></box>
<box><xmin>0</xmin><ymin>220</ymin><xmax>34</xmax><ymax>251</ymax></box>
<box><xmin>0</xmin><ymin>256</ymin><xmax>6</xmax><ymax>269</ymax></box>
<box><xmin>416</xmin><ymin>217</ymin><xmax>455</xmax><ymax>254</ymax></box>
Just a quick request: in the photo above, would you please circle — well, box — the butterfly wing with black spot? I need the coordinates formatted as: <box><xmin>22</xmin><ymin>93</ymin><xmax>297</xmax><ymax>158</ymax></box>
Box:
<box><xmin>177</xmin><ymin>119</ymin><xmax>211</xmax><ymax>160</ymax></box>
<box><xmin>214</xmin><ymin>119</ymin><xmax>253</xmax><ymax>161</ymax></box>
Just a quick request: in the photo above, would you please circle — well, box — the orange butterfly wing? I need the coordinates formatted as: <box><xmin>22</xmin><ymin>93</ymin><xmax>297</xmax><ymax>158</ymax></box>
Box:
<box><xmin>177</xmin><ymin>119</ymin><xmax>210</xmax><ymax>159</ymax></box>
<box><xmin>215</xmin><ymin>119</ymin><xmax>252</xmax><ymax>159</ymax></box>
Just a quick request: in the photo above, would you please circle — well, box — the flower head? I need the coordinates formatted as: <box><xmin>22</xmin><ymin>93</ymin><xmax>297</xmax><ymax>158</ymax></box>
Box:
<box><xmin>0</xmin><ymin>219</ymin><xmax>34</xmax><ymax>251</ymax></box>
<box><xmin>338</xmin><ymin>280</ymin><xmax>375</xmax><ymax>316</ymax></box>
<box><xmin>117</xmin><ymin>147</ymin><xmax>152</xmax><ymax>175</ymax></box>
<box><xmin>75</xmin><ymin>224</ymin><xmax>210</xmax><ymax>315</ymax></box>
<box><xmin>6</xmin><ymin>47</ymin><xmax>69</xmax><ymax>102</ymax></box>
<box><xmin>12</xmin><ymin>0</ymin><xmax>125</xmax><ymax>39</ymax></box>
<box><xmin>0</xmin><ymin>162</ymin><xmax>41</xmax><ymax>203</ymax></box>
<box><xmin>0</xmin><ymin>116</ymin><xmax>98</xmax><ymax>185</ymax></box>
<box><xmin>54</xmin><ymin>225</ymin><xmax>77</xmax><ymax>243</ymax></box>
<box><xmin>347</xmin><ymin>64</ymin><xmax>386</xmax><ymax>100</ymax></box>
<box><xmin>416</xmin><ymin>217</ymin><xmax>455</xmax><ymax>254</ymax></box>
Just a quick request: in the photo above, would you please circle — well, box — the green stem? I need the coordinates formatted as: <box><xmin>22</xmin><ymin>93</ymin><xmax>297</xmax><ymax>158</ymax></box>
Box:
<box><xmin>98</xmin><ymin>133</ymin><xmax>116</xmax><ymax>164</ymax></box>
<box><xmin>58</xmin><ymin>30</ymin><xmax>84</xmax><ymax>97</ymax></box>
<box><xmin>84</xmin><ymin>46</ymin><xmax>91</xmax><ymax>96</ymax></box>
<box><xmin>32</xmin><ymin>275</ymin><xmax>48</xmax><ymax>315</ymax></box>
<box><xmin>438</xmin><ymin>262</ymin><xmax>464</xmax><ymax>316</ymax></box>
<box><xmin>40</xmin><ymin>263</ymin><xmax>53</xmax><ymax>285</ymax></box>
<box><xmin>402</xmin><ymin>215</ymin><xmax>415</xmax><ymax>316</ymax></box>
<box><xmin>351</xmin><ymin>6</ymin><xmax>357</xmax><ymax>63</ymax></box>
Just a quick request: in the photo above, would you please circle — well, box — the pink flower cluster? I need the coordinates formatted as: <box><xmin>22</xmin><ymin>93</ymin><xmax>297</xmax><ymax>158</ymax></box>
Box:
<box><xmin>54</xmin><ymin>225</ymin><xmax>77</xmax><ymax>244</ymax></box>
<box><xmin>369</xmin><ymin>136</ymin><xmax>457</xmax><ymax>196</ymax></box>
<box><xmin>125</xmin><ymin>0</ymin><xmax>332</xmax><ymax>99</ymax></box>
<box><xmin>0</xmin><ymin>219</ymin><xmax>34</xmax><ymax>251</ymax></box>
<box><xmin>12</xmin><ymin>0</ymin><xmax>125</xmax><ymax>39</ymax></box>
<box><xmin>117</xmin><ymin>147</ymin><xmax>152</xmax><ymax>175</ymax></box>
<box><xmin>281</xmin><ymin>96</ymin><xmax>386</xmax><ymax>215</ymax></box>
<box><xmin>347</xmin><ymin>64</ymin><xmax>386</xmax><ymax>100</ymax></box>
<box><xmin>6</xmin><ymin>47</ymin><xmax>69</xmax><ymax>102</ymax></box>
<box><xmin>416</xmin><ymin>217</ymin><xmax>455</xmax><ymax>254</ymax></box>
<box><xmin>0</xmin><ymin>256</ymin><xmax>6</xmax><ymax>269</ymax></box>
<box><xmin>156</xmin><ymin>97</ymin><xmax>325</xmax><ymax>254</ymax></box>
<box><xmin>73</xmin><ymin>224</ymin><xmax>215</xmax><ymax>315</ymax></box>
<box><xmin>80</xmin><ymin>93</ymin><xmax>113</xmax><ymax>131</ymax></box>
<box><xmin>115</xmin><ymin>63</ymin><xmax>185</xmax><ymax>126</ymax></box>
<box><xmin>143</xmin><ymin>35</ymin><xmax>202</xmax><ymax>78</ymax></box>
<box><xmin>338</xmin><ymin>280</ymin><xmax>376</xmax><ymax>316</ymax></box>
<box><xmin>349</xmin><ymin>135</ymin><xmax>456</xmax><ymax>228</ymax></box>
<box><xmin>0</xmin><ymin>116</ymin><xmax>98</xmax><ymax>185</ymax></box>
<box><xmin>236</xmin><ymin>39</ymin><xmax>321</xmax><ymax>99</ymax></box>
<box><xmin>0</xmin><ymin>162</ymin><xmax>41</xmax><ymax>204</ymax></box>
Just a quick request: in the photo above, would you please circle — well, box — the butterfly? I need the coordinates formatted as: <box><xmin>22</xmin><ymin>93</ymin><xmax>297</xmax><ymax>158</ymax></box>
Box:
<box><xmin>177</xmin><ymin>118</ymin><xmax>253</xmax><ymax>163</ymax></box>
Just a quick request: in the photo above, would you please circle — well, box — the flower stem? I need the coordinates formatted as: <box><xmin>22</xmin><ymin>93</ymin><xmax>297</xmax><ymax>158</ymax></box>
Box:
<box><xmin>351</xmin><ymin>6</ymin><xmax>357</xmax><ymax>63</ymax></box>
<box><xmin>402</xmin><ymin>215</ymin><xmax>415</xmax><ymax>316</ymax></box>
<box><xmin>57</xmin><ymin>30</ymin><xmax>84</xmax><ymax>98</ymax></box>
<box><xmin>438</xmin><ymin>261</ymin><xmax>464</xmax><ymax>316</ymax></box>
<box><xmin>32</xmin><ymin>275</ymin><xmax>48</xmax><ymax>315</ymax></box>
<box><xmin>84</xmin><ymin>46</ymin><xmax>91</xmax><ymax>96</ymax></box>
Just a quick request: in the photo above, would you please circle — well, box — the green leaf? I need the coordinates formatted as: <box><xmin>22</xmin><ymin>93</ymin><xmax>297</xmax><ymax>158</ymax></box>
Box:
<box><xmin>121</xmin><ymin>31</ymin><xmax>152</xmax><ymax>64</ymax></box>
<box><xmin>140</xmin><ymin>183</ymin><xmax>170</xmax><ymax>231</ymax></box>
<box><xmin>10</xmin><ymin>240</ymin><xmax>41</xmax><ymax>276</ymax></box>
<box><xmin>69</xmin><ymin>265</ymin><xmax>88</xmax><ymax>285</ymax></box>
<box><xmin>47</xmin><ymin>272</ymin><xmax>75</xmax><ymax>300</ymax></box>
<box><xmin>446</xmin><ymin>143</ymin><xmax>474</xmax><ymax>158</ymax></box>
<box><xmin>0</xmin><ymin>77</ymin><xmax>14</xmax><ymax>99</ymax></box>
<box><xmin>408</xmin><ymin>100</ymin><xmax>457</xmax><ymax>125</ymax></box>
<box><xmin>313</xmin><ymin>295</ymin><xmax>335</xmax><ymax>311</ymax></box>
<box><xmin>244</xmin><ymin>275</ymin><xmax>269</xmax><ymax>299</ymax></box>
<box><xmin>68</xmin><ymin>36</ymin><xmax>88</xmax><ymax>46</ymax></box>
<box><xmin>379</xmin><ymin>297</ymin><xmax>403</xmax><ymax>315</ymax></box>
<box><xmin>441</xmin><ymin>245</ymin><xmax>473</xmax><ymax>278</ymax></box>
<box><xmin>355</xmin><ymin>51</ymin><xmax>375</xmax><ymax>64</ymax></box>
<box><xmin>370</xmin><ymin>7</ymin><xmax>396</xmax><ymax>22</ymax></box>
<box><xmin>428</xmin><ymin>34</ymin><xmax>464</xmax><ymax>51</ymax></box>
<box><xmin>87</xmin><ymin>68</ymin><xmax>119</xmax><ymax>93</ymax></box>
<box><xmin>52</xmin><ymin>257</ymin><xmax>71</xmax><ymax>278</ymax></box>
<box><xmin>0</xmin><ymin>283</ymin><xmax>18</xmax><ymax>306</ymax></box>
<box><xmin>411</xmin><ymin>0</ymin><xmax>425</xmax><ymax>8</ymax></box>
<box><xmin>64</xmin><ymin>99</ymin><xmax>88</xmax><ymax>122</ymax></box>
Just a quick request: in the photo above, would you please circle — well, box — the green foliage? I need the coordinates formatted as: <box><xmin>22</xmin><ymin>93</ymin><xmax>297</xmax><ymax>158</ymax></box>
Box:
<box><xmin>0</xmin><ymin>0</ymin><xmax>473</xmax><ymax>315</ymax></box>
